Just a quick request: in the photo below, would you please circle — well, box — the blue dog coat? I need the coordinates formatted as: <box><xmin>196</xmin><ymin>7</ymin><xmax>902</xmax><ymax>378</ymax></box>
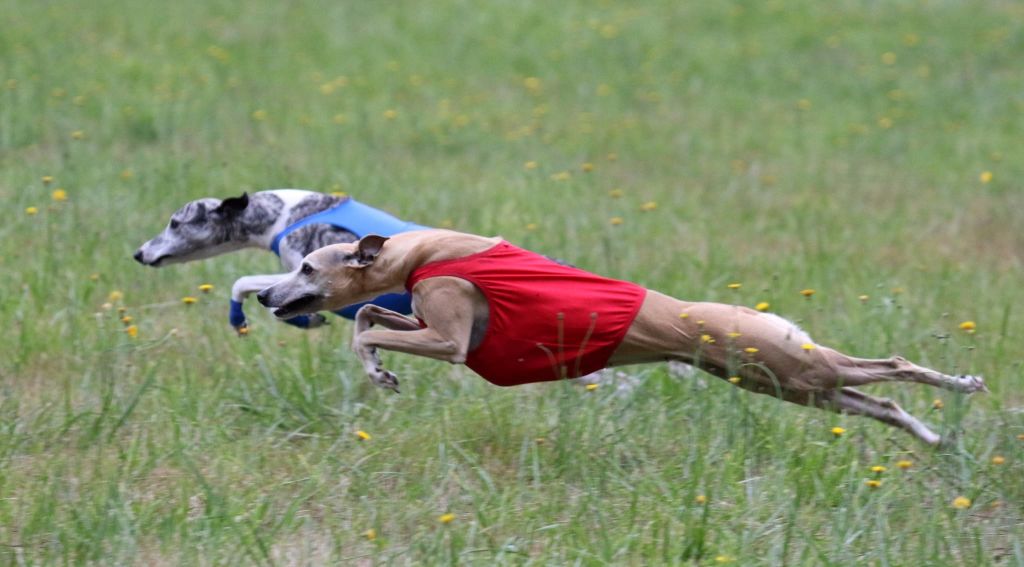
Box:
<box><xmin>231</xmin><ymin>198</ymin><xmax>426</xmax><ymax>329</ymax></box>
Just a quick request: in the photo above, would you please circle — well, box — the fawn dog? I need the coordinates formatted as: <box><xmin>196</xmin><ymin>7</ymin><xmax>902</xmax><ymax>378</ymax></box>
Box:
<box><xmin>257</xmin><ymin>230</ymin><xmax>986</xmax><ymax>445</ymax></box>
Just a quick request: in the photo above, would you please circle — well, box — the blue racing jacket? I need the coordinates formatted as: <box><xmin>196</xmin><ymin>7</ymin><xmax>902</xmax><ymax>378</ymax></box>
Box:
<box><xmin>231</xmin><ymin>198</ymin><xmax>427</xmax><ymax>329</ymax></box>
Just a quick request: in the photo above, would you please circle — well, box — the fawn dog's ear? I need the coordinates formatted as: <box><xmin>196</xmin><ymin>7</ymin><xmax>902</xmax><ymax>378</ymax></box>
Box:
<box><xmin>345</xmin><ymin>234</ymin><xmax>389</xmax><ymax>268</ymax></box>
<box><xmin>214</xmin><ymin>192</ymin><xmax>249</xmax><ymax>216</ymax></box>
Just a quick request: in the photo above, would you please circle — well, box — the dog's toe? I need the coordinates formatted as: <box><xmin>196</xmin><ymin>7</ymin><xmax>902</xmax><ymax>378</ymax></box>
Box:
<box><xmin>958</xmin><ymin>374</ymin><xmax>987</xmax><ymax>393</ymax></box>
<box><xmin>370</xmin><ymin>369</ymin><xmax>400</xmax><ymax>392</ymax></box>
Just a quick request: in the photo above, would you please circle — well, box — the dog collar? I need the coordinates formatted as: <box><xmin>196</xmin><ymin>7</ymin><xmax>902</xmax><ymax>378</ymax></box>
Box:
<box><xmin>269</xmin><ymin>197</ymin><xmax>426</xmax><ymax>256</ymax></box>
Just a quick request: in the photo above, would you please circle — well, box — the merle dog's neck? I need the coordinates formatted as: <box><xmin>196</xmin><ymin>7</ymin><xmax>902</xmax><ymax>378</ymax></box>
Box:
<box><xmin>240</xmin><ymin>190</ymin><xmax>343</xmax><ymax>250</ymax></box>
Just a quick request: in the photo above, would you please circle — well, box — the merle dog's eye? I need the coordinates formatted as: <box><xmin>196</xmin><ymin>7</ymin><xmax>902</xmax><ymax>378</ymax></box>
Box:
<box><xmin>300</xmin><ymin>263</ymin><xmax>314</xmax><ymax>276</ymax></box>
<box><xmin>169</xmin><ymin>220</ymin><xmax>180</xmax><ymax>230</ymax></box>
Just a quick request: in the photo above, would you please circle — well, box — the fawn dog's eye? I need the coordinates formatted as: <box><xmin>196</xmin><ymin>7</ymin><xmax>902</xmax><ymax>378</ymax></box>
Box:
<box><xmin>300</xmin><ymin>263</ymin><xmax>314</xmax><ymax>276</ymax></box>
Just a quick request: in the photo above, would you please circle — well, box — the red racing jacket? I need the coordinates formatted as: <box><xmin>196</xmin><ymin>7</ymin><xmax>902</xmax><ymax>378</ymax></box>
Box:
<box><xmin>405</xmin><ymin>241</ymin><xmax>647</xmax><ymax>386</ymax></box>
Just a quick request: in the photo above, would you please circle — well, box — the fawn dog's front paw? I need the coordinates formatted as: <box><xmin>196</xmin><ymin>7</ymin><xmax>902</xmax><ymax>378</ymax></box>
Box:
<box><xmin>368</xmin><ymin>367</ymin><xmax>400</xmax><ymax>393</ymax></box>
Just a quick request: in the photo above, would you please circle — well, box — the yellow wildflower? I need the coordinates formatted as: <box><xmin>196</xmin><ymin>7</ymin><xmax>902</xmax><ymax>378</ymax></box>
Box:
<box><xmin>991</xmin><ymin>455</ymin><xmax>1005</xmax><ymax>465</ymax></box>
<box><xmin>25</xmin><ymin>206</ymin><xmax>38</xmax><ymax>215</ymax></box>
<box><xmin>714</xmin><ymin>556</ymin><xmax>735</xmax><ymax>564</ymax></box>
<box><xmin>608</xmin><ymin>188</ymin><xmax>624</xmax><ymax>198</ymax></box>
<box><xmin>237</xmin><ymin>326</ymin><xmax>249</xmax><ymax>336</ymax></box>
<box><xmin>121</xmin><ymin>315</ymin><xmax>133</xmax><ymax>324</ymax></box>
<box><xmin>383</xmin><ymin>109</ymin><xmax>398</xmax><ymax>120</ymax></box>
<box><xmin>581</xmin><ymin>162</ymin><xmax>594</xmax><ymax>172</ymax></box>
<box><xmin>251</xmin><ymin>110</ymin><xmax>267</xmax><ymax>121</ymax></box>
<box><xmin>871</xmin><ymin>465</ymin><xmax>887</xmax><ymax>474</ymax></box>
<box><xmin>903</xmin><ymin>33</ymin><xmax>920</xmax><ymax>46</ymax></box>
<box><xmin>364</xmin><ymin>528</ymin><xmax>376</xmax><ymax>541</ymax></box>
<box><xmin>979</xmin><ymin>171</ymin><xmax>993</xmax><ymax>184</ymax></box>
<box><xmin>640</xmin><ymin>201</ymin><xmax>658</xmax><ymax>212</ymax></box>
<box><xmin>801</xmin><ymin>343</ymin><xmax>816</xmax><ymax>351</ymax></box>
<box><xmin>332</xmin><ymin>113</ymin><xmax>347</xmax><ymax>124</ymax></box>
<box><xmin>108</xmin><ymin>290</ymin><xmax>124</xmax><ymax>302</ymax></box>
<box><xmin>877</xmin><ymin>116</ymin><xmax>894</xmax><ymax>129</ymax></box>
<box><xmin>951</xmin><ymin>496</ymin><xmax>971</xmax><ymax>510</ymax></box>
<box><xmin>198</xmin><ymin>284</ymin><xmax>214</xmax><ymax>293</ymax></box>
<box><xmin>585</xmin><ymin>383</ymin><xmax>599</xmax><ymax>391</ymax></box>
<box><xmin>701</xmin><ymin>334</ymin><xmax>715</xmax><ymax>344</ymax></box>
<box><xmin>865</xmin><ymin>479</ymin><xmax>882</xmax><ymax>489</ymax></box>
<box><xmin>42</xmin><ymin>175</ymin><xmax>54</xmax><ymax>184</ymax></box>
<box><xmin>881</xmin><ymin>52</ymin><xmax>897</xmax><ymax>65</ymax></box>
<box><xmin>796</xmin><ymin>98</ymin><xmax>812</xmax><ymax>110</ymax></box>
<box><xmin>831</xmin><ymin>426</ymin><xmax>846</xmax><ymax>437</ymax></box>
<box><xmin>728</xmin><ymin>376</ymin><xmax>741</xmax><ymax>384</ymax></box>
<box><xmin>356</xmin><ymin>430</ymin><xmax>371</xmax><ymax>441</ymax></box>
<box><xmin>523</xmin><ymin>77</ymin><xmax>541</xmax><ymax>92</ymax></box>
<box><xmin>609</xmin><ymin>216</ymin><xmax>624</xmax><ymax>226</ymax></box>
<box><xmin>695</xmin><ymin>495</ymin><xmax>707</xmax><ymax>504</ymax></box>
<box><xmin>744</xmin><ymin>347</ymin><xmax>759</xmax><ymax>354</ymax></box>
<box><xmin>727</xmin><ymin>283</ymin><xmax>741</xmax><ymax>290</ymax></box>
<box><xmin>606</xmin><ymin>153</ymin><xmax>618</xmax><ymax>161</ymax></box>
<box><xmin>51</xmin><ymin>189</ymin><xmax>68</xmax><ymax>202</ymax></box>
<box><xmin>726</xmin><ymin>332</ymin><xmax>742</xmax><ymax>338</ymax></box>
<box><xmin>896</xmin><ymin>460</ymin><xmax>913</xmax><ymax>469</ymax></box>
<box><xmin>438</xmin><ymin>513</ymin><xmax>455</xmax><ymax>524</ymax></box>
<box><xmin>120</xmin><ymin>169</ymin><xmax>134</xmax><ymax>180</ymax></box>
<box><xmin>524</xmin><ymin>161</ymin><xmax>538</xmax><ymax>170</ymax></box>
<box><xmin>182</xmin><ymin>296</ymin><xmax>197</xmax><ymax>305</ymax></box>
<box><xmin>125</xmin><ymin>325</ymin><xmax>138</xmax><ymax>338</ymax></box>
<box><xmin>89</xmin><ymin>273</ymin><xmax>100</xmax><ymax>281</ymax></box>
<box><xmin>858</xmin><ymin>294</ymin><xmax>869</xmax><ymax>302</ymax></box>
<box><xmin>933</xmin><ymin>399</ymin><xmax>944</xmax><ymax>410</ymax></box>
<box><xmin>550</xmin><ymin>171</ymin><xmax>571</xmax><ymax>181</ymax></box>
<box><xmin>679</xmin><ymin>312</ymin><xmax>689</xmax><ymax>319</ymax></box>
<box><xmin>525</xmin><ymin>223</ymin><xmax>538</xmax><ymax>231</ymax></box>
<box><xmin>70</xmin><ymin>130</ymin><xmax>85</xmax><ymax>140</ymax></box>
<box><xmin>958</xmin><ymin>321</ymin><xmax>976</xmax><ymax>332</ymax></box>
<box><xmin>755</xmin><ymin>302</ymin><xmax>770</xmax><ymax>312</ymax></box>
<box><xmin>1018</xmin><ymin>434</ymin><xmax>1024</xmax><ymax>441</ymax></box>
<box><xmin>800</xmin><ymin>289</ymin><xmax>815</xmax><ymax>297</ymax></box>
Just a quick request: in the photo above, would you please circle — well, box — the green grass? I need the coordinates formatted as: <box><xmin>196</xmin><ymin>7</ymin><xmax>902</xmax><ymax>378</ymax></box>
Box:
<box><xmin>2</xmin><ymin>0</ymin><xmax>1023</xmax><ymax>564</ymax></box>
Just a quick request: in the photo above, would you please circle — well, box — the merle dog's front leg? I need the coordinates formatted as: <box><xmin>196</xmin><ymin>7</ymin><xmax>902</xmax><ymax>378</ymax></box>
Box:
<box><xmin>231</xmin><ymin>274</ymin><xmax>327</xmax><ymax>331</ymax></box>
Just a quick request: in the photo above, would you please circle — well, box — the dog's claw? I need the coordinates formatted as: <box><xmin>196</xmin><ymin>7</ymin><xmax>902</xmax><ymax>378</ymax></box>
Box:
<box><xmin>369</xmin><ymin>368</ymin><xmax>400</xmax><ymax>392</ymax></box>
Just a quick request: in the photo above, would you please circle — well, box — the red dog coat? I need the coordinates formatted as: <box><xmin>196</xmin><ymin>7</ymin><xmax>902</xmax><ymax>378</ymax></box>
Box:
<box><xmin>405</xmin><ymin>241</ymin><xmax>647</xmax><ymax>386</ymax></box>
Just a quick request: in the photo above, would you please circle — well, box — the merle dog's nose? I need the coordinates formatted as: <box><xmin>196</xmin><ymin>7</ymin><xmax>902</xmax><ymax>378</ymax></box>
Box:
<box><xmin>256</xmin><ymin>289</ymin><xmax>270</xmax><ymax>306</ymax></box>
<box><xmin>133</xmin><ymin>249</ymin><xmax>145</xmax><ymax>264</ymax></box>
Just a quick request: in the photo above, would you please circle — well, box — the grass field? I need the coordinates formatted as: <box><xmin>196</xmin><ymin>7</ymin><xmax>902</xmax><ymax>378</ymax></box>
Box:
<box><xmin>2</xmin><ymin>0</ymin><xmax>1023</xmax><ymax>564</ymax></box>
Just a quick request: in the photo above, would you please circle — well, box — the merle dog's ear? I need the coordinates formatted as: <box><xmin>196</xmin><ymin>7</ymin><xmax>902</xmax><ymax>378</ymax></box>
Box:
<box><xmin>350</xmin><ymin>234</ymin><xmax>389</xmax><ymax>267</ymax></box>
<box><xmin>215</xmin><ymin>192</ymin><xmax>249</xmax><ymax>216</ymax></box>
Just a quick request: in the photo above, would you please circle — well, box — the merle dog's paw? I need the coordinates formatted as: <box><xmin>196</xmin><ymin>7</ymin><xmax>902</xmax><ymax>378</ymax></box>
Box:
<box><xmin>307</xmin><ymin>313</ymin><xmax>329</xmax><ymax>329</ymax></box>
<box><xmin>369</xmin><ymin>367</ymin><xmax>400</xmax><ymax>393</ymax></box>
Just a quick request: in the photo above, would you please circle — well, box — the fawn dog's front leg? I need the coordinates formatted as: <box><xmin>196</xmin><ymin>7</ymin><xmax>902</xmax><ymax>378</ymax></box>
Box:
<box><xmin>352</xmin><ymin>278</ymin><xmax>482</xmax><ymax>391</ymax></box>
<box><xmin>352</xmin><ymin>304</ymin><xmax>422</xmax><ymax>391</ymax></box>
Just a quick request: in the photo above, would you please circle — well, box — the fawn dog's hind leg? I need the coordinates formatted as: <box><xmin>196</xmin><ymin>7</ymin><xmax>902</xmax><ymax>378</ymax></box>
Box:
<box><xmin>815</xmin><ymin>349</ymin><xmax>986</xmax><ymax>394</ymax></box>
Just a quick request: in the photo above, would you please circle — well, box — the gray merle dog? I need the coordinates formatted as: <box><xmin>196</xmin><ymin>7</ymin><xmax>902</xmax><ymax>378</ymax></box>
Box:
<box><xmin>134</xmin><ymin>189</ymin><xmax>424</xmax><ymax>331</ymax></box>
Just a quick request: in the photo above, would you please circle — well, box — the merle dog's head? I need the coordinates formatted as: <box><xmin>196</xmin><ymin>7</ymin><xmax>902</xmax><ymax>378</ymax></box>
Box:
<box><xmin>134</xmin><ymin>193</ymin><xmax>250</xmax><ymax>267</ymax></box>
